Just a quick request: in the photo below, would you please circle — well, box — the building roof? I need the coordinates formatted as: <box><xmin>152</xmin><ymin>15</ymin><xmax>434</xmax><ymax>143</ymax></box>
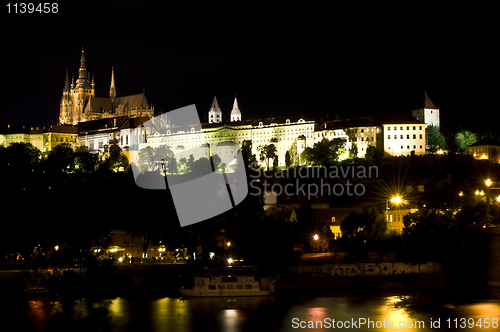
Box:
<box><xmin>115</xmin><ymin>93</ymin><xmax>149</xmax><ymax>109</ymax></box>
<box><xmin>86</xmin><ymin>97</ymin><xmax>113</xmax><ymax>114</ymax></box>
<box><xmin>413</xmin><ymin>92</ymin><xmax>438</xmax><ymax>110</ymax></box>
<box><xmin>78</xmin><ymin>116</ymin><xmax>128</xmax><ymax>134</ymax></box>
<box><xmin>373</xmin><ymin>115</ymin><xmax>425</xmax><ymax>125</ymax></box>
<box><xmin>120</xmin><ymin>116</ymin><xmax>152</xmax><ymax>130</ymax></box>
<box><xmin>469</xmin><ymin>138</ymin><xmax>500</xmax><ymax>147</ymax></box>
<box><xmin>0</xmin><ymin>125</ymin><xmax>30</xmax><ymax>135</ymax></box>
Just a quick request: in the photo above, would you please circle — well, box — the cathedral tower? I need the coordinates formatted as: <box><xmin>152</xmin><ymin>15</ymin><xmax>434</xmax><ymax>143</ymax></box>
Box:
<box><xmin>208</xmin><ymin>96</ymin><xmax>222</xmax><ymax>123</ymax></box>
<box><xmin>230</xmin><ymin>96</ymin><xmax>241</xmax><ymax>122</ymax></box>
<box><xmin>109</xmin><ymin>67</ymin><xmax>116</xmax><ymax>103</ymax></box>
<box><xmin>59</xmin><ymin>70</ymin><xmax>73</xmax><ymax>124</ymax></box>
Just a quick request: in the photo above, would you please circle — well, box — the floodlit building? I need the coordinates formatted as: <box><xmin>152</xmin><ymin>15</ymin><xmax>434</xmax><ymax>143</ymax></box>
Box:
<box><xmin>59</xmin><ymin>49</ymin><xmax>153</xmax><ymax>125</ymax></box>
<box><xmin>0</xmin><ymin>124</ymin><xmax>78</xmax><ymax>152</ymax></box>
<box><xmin>412</xmin><ymin>92</ymin><xmax>440</xmax><ymax>129</ymax></box>
<box><xmin>468</xmin><ymin>138</ymin><xmax>500</xmax><ymax>163</ymax></box>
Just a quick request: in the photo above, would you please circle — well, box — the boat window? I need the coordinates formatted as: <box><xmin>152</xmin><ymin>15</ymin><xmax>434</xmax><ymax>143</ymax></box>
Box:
<box><xmin>236</xmin><ymin>284</ymin><xmax>244</xmax><ymax>290</ymax></box>
<box><xmin>208</xmin><ymin>285</ymin><xmax>216</xmax><ymax>290</ymax></box>
<box><xmin>245</xmin><ymin>284</ymin><xmax>252</xmax><ymax>290</ymax></box>
<box><xmin>217</xmin><ymin>285</ymin><xmax>225</xmax><ymax>290</ymax></box>
<box><xmin>226</xmin><ymin>284</ymin><xmax>234</xmax><ymax>290</ymax></box>
<box><xmin>196</xmin><ymin>279</ymin><xmax>205</xmax><ymax>286</ymax></box>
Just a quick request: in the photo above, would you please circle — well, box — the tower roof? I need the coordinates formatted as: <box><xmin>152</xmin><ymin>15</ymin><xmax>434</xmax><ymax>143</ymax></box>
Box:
<box><xmin>414</xmin><ymin>92</ymin><xmax>438</xmax><ymax>110</ymax></box>
<box><xmin>231</xmin><ymin>96</ymin><xmax>241</xmax><ymax>115</ymax></box>
<box><xmin>76</xmin><ymin>48</ymin><xmax>91</xmax><ymax>89</ymax></box>
<box><xmin>209</xmin><ymin>95</ymin><xmax>221</xmax><ymax>113</ymax></box>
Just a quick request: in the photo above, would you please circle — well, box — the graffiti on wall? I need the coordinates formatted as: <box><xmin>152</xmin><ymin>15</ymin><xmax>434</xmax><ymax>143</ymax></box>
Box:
<box><xmin>290</xmin><ymin>262</ymin><xmax>442</xmax><ymax>278</ymax></box>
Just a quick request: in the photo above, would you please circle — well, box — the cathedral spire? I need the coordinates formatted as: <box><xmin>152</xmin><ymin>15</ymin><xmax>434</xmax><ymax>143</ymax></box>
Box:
<box><xmin>63</xmin><ymin>70</ymin><xmax>70</xmax><ymax>94</ymax></box>
<box><xmin>230</xmin><ymin>95</ymin><xmax>241</xmax><ymax>122</ymax></box>
<box><xmin>208</xmin><ymin>95</ymin><xmax>222</xmax><ymax>123</ymax></box>
<box><xmin>109</xmin><ymin>66</ymin><xmax>116</xmax><ymax>102</ymax></box>
<box><xmin>76</xmin><ymin>47</ymin><xmax>91</xmax><ymax>88</ymax></box>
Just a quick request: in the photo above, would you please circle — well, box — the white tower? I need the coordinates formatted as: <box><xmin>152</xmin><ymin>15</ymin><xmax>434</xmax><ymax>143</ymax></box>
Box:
<box><xmin>208</xmin><ymin>96</ymin><xmax>222</xmax><ymax>123</ymax></box>
<box><xmin>412</xmin><ymin>92</ymin><xmax>440</xmax><ymax>129</ymax></box>
<box><xmin>230</xmin><ymin>96</ymin><xmax>241</xmax><ymax>122</ymax></box>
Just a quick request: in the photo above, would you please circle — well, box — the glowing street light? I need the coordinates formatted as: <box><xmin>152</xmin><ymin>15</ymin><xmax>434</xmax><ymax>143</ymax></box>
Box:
<box><xmin>486</xmin><ymin>179</ymin><xmax>492</xmax><ymax>214</ymax></box>
<box><xmin>227</xmin><ymin>258</ymin><xmax>233</xmax><ymax>264</ymax></box>
<box><xmin>391</xmin><ymin>196</ymin><xmax>402</xmax><ymax>204</ymax></box>
<box><xmin>313</xmin><ymin>234</ymin><xmax>319</xmax><ymax>241</ymax></box>
<box><xmin>54</xmin><ymin>246</ymin><xmax>59</xmax><ymax>251</ymax></box>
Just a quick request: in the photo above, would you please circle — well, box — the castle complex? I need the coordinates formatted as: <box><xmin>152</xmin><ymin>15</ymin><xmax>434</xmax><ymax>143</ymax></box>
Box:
<box><xmin>1</xmin><ymin>49</ymin><xmax>441</xmax><ymax>166</ymax></box>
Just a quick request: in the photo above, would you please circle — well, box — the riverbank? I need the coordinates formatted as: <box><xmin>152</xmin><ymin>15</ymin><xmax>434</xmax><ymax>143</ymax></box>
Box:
<box><xmin>0</xmin><ymin>259</ymin><xmax>491</xmax><ymax>299</ymax></box>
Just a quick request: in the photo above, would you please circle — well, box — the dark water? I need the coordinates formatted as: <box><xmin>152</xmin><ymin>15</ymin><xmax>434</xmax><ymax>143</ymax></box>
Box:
<box><xmin>4</xmin><ymin>289</ymin><xmax>500</xmax><ymax>331</ymax></box>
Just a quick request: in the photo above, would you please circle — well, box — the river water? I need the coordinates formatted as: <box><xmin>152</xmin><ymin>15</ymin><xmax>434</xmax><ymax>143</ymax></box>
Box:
<box><xmin>5</xmin><ymin>289</ymin><xmax>500</xmax><ymax>331</ymax></box>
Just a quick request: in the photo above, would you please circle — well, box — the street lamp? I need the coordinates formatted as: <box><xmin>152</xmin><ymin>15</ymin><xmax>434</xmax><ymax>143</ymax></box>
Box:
<box><xmin>313</xmin><ymin>234</ymin><xmax>319</xmax><ymax>241</ymax></box>
<box><xmin>486</xmin><ymin>179</ymin><xmax>492</xmax><ymax>214</ymax></box>
<box><xmin>391</xmin><ymin>196</ymin><xmax>402</xmax><ymax>204</ymax></box>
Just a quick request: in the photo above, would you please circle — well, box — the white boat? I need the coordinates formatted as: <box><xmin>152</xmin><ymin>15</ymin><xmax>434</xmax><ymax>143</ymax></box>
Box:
<box><xmin>180</xmin><ymin>276</ymin><xmax>274</xmax><ymax>297</ymax></box>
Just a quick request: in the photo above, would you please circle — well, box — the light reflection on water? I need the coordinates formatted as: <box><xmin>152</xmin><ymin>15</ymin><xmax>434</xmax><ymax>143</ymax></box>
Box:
<box><xmin>14</xmin><ymin>290</ymin><xmax>500</xmax><ymax>332</ymax></box>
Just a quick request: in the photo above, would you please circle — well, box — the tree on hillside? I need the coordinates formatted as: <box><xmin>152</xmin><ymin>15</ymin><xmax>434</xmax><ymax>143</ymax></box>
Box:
<box><xmin>348</xmin><ymin>142</ymin><xmax>358</xmax><ymax>159</ymax></box>
<box><xmin>43</xmin><ymin>143</ymin><xmax>74</xmax><ymax>173</ymax></box>
<box><xmin>304</xmin><ymin>138</ymin><xmax>346</xmax><ymax>166</ymax></box>
<box><xmin>285</xmin><ymin>150</ymin><xmax>292</xmax><ymax>168</ymax></box>
<box><xmin>455</xmin><ymin>129</ymin><xmax>477</xmax><ymax>154</ymax></box>
<box><xmin>426</xmin><ymin>124</ymin><xmax>446</xmax><ymax>152</ymax></box>
<box><xmin>365</xmin><ymin>145</ymin><xmax>383</xmax><ymax>164</ymax></box>
<box><xmin>0</xmin><ymin>142</ymin><xmax>41</xmax><ymax>175</ymax></box>
<box><xmin>258</xmin><ymin>144</ymin><xmax>277</xmax><ymax>171</ymax></box>
<box><xmin>74</xmin><ymin>146</ymin><xmax>99</xmax><ymax>173</ymax></box>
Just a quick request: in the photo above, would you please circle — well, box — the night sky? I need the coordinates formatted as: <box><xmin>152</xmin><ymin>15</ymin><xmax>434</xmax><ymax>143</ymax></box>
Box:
<box><xmin>2</xmin><ymin>2</ymin><xmax>497</xmax><ymax>134</ymax></box>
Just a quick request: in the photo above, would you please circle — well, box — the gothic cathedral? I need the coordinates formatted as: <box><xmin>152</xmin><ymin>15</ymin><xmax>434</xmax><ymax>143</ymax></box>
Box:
<box><xmin>59</xmin><ymin>49</ymin><xmax>154</xmax><ymax>125</ymax></box>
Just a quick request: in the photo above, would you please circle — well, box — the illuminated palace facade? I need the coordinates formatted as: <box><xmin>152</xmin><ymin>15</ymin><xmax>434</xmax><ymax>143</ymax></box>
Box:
<box><xmin>142</xmin><ymin>94</ymin><xmax>433</xmax><ymax>167</ymax></box>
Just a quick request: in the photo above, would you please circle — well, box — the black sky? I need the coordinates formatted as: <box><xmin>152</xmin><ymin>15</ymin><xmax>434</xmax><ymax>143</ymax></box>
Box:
<box><xmin>2</xmin><ymin>2</ymin><xmax>497</xmax><ymax>134</ymax></box>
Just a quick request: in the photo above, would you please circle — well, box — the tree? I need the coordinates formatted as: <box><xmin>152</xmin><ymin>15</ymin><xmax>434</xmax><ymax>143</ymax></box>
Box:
<box><xmin>365</xmin><ymin>145</ymin><xmax>383</xmax><ymax>164</ymax></box>
<box><xmin>348</xmin><ymin>142</ymin><xmax>358</xmax><ymax>159</ymax></box>
<box><xmin>43</xmin><ymin>143</ymin><xmax>74</xmax><ymax>173</ymax></box>
<box><xmin>258</xmin><ymin>144</ymin><xmax>277</xmax><ymax>171</ymax></box>
<box><xmin>340</xmin><ymin>207</ymin><xmax>387</xmax><ymax>260</ymax></box>
<box><xmin>0</xmin><ymin>142</ymin><xmax>41</xmax><ymax>175</ymax></box>
<box><xmin>455</xmin><ymin>129</ymin><xmax>477</xmax><ymax>154</ymax></box>
<box><xmin>74</xmin><ymin>146</ymin><xmax>98</xmax><ymax>173</ymax></box>
<box><xmin>186</xmin><ymin>154</ymin><xmax>195</xmax><ymax>172</ymax></box>
<box><xmin>179</xmin><ymin>157</ymin><xmax>187</xmax><ymax>174</ymax></box>
<box><xmin>341</xmin><ymin>207</ymin><xmax>387</xmax><ymax>242</ymax></box>
<box><xmin>306</xmin><ymin>138</ymin><xmax>346</xmax><ymax>166</ymax></box>
<box><xmin>166</xmin><ymin>156</ymin><xmax>178</xmax><ymax>174</ymax></box>
<box><xmin>426</xmin><ymin>124</ymin><xmax>446</xmax><ymax>151</ymax></box>
<box><xmin>211</xmin><ymin>154</ymin><xmax>221</xmax><ymax>171</ymax></box>
<box><xmin>285</xmin><ymin>150</ymin><xmax>292</xmax><ymax>168</ymax></box>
